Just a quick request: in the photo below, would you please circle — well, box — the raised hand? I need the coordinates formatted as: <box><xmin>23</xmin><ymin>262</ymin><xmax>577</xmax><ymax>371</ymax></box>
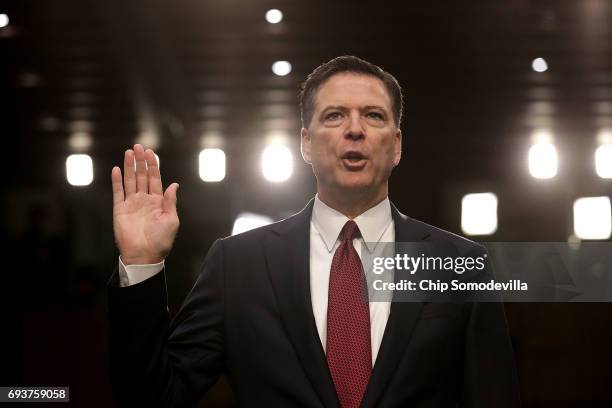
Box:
<box><xmin>111</xmin><ymin>144</ymin><xmax>180</xmax><ymax>265</ymax></box>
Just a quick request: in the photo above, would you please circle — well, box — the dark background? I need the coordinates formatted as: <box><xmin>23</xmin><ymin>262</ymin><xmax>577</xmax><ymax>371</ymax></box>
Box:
<box><xmin>2</xmin><ymin>0</ymin><xmax>612</xmax><ymax>406</ymax></box>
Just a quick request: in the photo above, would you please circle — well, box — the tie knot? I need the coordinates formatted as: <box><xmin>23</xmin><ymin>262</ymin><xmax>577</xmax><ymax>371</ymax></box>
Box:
<box><xmin>340</xmin><ymin>220</ymin><xmax>360</xmax><ymax>241</ymax></box>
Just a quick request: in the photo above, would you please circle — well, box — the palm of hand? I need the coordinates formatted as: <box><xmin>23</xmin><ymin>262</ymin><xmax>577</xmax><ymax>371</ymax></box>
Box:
<box><xmin>114</xmin><ymin>193</ymin><xmax>179</xmax><ymax>264</ymax></box>
<box><xmin>111</xmin><ymin>145</ymin><xmax>180</xmax><ymax>265</ymax></box>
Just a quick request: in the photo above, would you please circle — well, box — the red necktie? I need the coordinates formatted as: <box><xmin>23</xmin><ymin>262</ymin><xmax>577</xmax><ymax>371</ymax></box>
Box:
<box><xmin>326</xmin><ymin>220</ymin><xmax>372</xmax><ymax>408</ymax></box>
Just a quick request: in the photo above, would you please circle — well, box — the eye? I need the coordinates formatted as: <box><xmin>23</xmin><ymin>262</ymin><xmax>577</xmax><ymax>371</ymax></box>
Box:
<box><xmin>324</xmin><ymin>111</ymin><xmax>342</xmax><ymax>121</ymax></box>
<box><xmin>366</xmin><ymin>111</ymin><xmax>384</xmax><ymax>120</ymax></box>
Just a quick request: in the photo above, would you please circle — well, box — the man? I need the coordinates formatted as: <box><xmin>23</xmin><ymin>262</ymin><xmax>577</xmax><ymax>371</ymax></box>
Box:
<box><xmin>108</xmin><ymin>56</ymin><xmax>520</xmax><ymax>407</ymax></box>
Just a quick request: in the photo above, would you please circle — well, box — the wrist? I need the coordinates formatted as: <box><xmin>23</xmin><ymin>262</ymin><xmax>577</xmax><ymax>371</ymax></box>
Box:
<box><xmin>120</xmin><ymin>254</ymin><xmax>164</xmax><ymax>266</ymax></box>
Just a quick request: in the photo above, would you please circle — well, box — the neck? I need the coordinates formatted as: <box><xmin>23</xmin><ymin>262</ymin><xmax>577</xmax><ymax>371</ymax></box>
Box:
<box><xmin>317</xmin><ymin>186</ymin><xmax>388</xmax><ymax>219</ymax></box>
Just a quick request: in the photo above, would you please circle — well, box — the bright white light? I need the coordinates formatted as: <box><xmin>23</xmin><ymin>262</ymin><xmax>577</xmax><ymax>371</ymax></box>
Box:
<box><xmin>529</xmin><ymin>142</ymin><xmax>558</xmax><ymax>179</ymax></box>
<box><xmin>595</xmin><ymin>145</ymin><xmax>612</xmax><ymax>178</ymax></box>
<box><xmin>573</xmin><ymin>196</ymin><xmax>611</xmax><ymax>240</ymax></box>
<box><xmin>262</xmin><ymin>145</ymin><xmax>293</xmax><ymax>182</ymax></box>
<box><xmin>265</xmin><ymin>9</ymin><xmax>283</xmax><ymax>24</ymax></box>
<box><xmin>532</xmin><ymin>57</ymin><xmax>548</xmax><ymax>73</ymax></box>
<box><xmin>232</xmin><ymin>212</ymin><xmax>273</xmax><ymax>235</ymax></box>
<box><xmin>199</xmin><ymin>149</ymin><xmax>225</xmax><ymax>182</ymax></box>
<box><xmin>0</xmin><ymin>14</ymin><xmax>8</xmax><ymax>29</ymax></box>
<box><xmin>66</xmin><ymin>154</ymin><xmax>93</xmax><ymax>186</ymax></box>
<box><xmin>461</xmin><ymin>193</ymin><xmax>498</xmax><ymax>236</ymax></box>
<box><xmin>272</xmin><ymin>61</ymin><xmax>292</xmax><ymax>76</ymax></box>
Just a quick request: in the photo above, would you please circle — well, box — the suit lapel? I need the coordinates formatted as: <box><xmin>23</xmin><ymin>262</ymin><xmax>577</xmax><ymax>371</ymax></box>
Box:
<box><xmin>264</xmin><ymin>199</ymin><xmax>340</xmax><ymax>408</ymax></box>
<box><xmin>361</xmin><ymin>203</ymin><xmax>431</xmax><ymax>408</ymax></box>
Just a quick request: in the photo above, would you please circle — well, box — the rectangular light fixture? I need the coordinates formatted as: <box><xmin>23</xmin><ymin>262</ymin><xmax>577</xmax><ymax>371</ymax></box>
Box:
<box><xmin>199</xmin><ymin>148</ymin><xmax>225</xmax><ymax>182</ymax></box>
<box><xmin>529</xmin><ymin>142</ymin><xmax>558</xmax><ymax>179</ymax></box>
<box><xmin>461</xmin><ymin>192</ymin><xmax>498</xmax><ymax>236</ymax></box>
<box><xmin>573</xmin><ymin>196</ymin><xmax>611</xmax><ymax>240</ymax></box>
<box><xmin>262</xmin><ymin>145</ymin><xmax>293</xmax><ymax>182</ymax></box>
<box><xmin>66</xmin><ymin>154</ymin><xmax>93</xmax><ymax>186</ymax></box>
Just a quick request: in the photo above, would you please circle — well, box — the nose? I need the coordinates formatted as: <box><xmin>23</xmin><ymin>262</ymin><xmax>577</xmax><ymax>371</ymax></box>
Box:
<box><xmin>344</xmin><ymin>111</ymin><xmax>365</xmax><ymax>141</ymax></box>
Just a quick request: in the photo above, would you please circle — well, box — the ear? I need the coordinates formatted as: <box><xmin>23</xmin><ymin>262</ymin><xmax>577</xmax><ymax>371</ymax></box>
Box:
<box><xmin>301</xmin><ymin>127</ymin><xmax>312</xmax><ymax>164</ymax></box>
<box><xmin>393</xmin><ymin>129</ymin><xmax>402</xmax><ymax>167</ymax></box>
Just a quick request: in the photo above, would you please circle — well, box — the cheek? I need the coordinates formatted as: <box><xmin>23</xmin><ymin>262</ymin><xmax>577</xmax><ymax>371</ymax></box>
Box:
<box><xmin>311</xmin><ymin>134</ymin><xmax>338</xmax><ymax>163</ymax></box>
<box><xmin>373</xmin><ymin>138</ymin><xmax>397</xmax><ymax>165</ymax></box>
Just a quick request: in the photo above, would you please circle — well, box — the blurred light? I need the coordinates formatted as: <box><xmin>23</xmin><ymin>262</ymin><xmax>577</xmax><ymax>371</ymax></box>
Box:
<box><xmin>200</xmin><ymin>131</ymin><xmax>224</xmax><ymax>149</ymax></box>
<box><xmin>68</xmin><ymin>132</ymin><xmax>92</xmax><ymax>151</ymax></box>
<box><xmin>272</xmin><ymin>61</ymin><xmax>292</xmax><ymax>76</ymax></box>
<box><xmin>527</xmin><ymin>101</ymin><xmax>554</xmax><ymax>115</ymax></box>
<box><xmin>594</xmin><ymin>101</ymin><xmax>612</xmax><ymax>115</ymax></box>
<box><xmin>597</xmin><ymin>129</ymin><xmax>612</xmax><ymax>145</ymax></box>
<box><xmin>529</xmin><ymin>142</ymin><xmax>558</xmax><ymax>179</ymax></box>
<box><xmin>265</xmin><ymin>9</ymin><xmax>283</xmax><ymax>24</ymax></box>
<box><xmin>573</xmin><ymin>196</ymin><xmax>611</xmax><ymax>240</ymax></box>
<box><xmin>262</xmin><ymin>118</ymin><xmax>297</xmax><ymax>130</ymax></box>
<box><xmin>68</xmin><ymin>106</ymin><xmax>95</xmax><ymax>119</ymax></box>
<box><xmin>262</xmin><ymin>145</ymin><xmax>293</xmax><ymax>182</ymax></box>
<box><xmin>19</xmin><ymin>72</ymin><xmax>41</xmax><ymax>88</ymax></box>
<box><xmin>66</xmin><ymin>154</ymin><xmax>93</xmax><ymax>186</ymax></box>
<box><xmin>595</xmin><ymin>145</ymin><xmax>612</xmax><ymax>178</ymax></box>
<box><xmin>39</xmin><ymin>115</ymin><xmax>60</xmax><ymax>132</ymax></box>
<box><xmin>201</xmin><ymin>105</ymin><xmax>226</xmax><ymax>118</ymax></box>
<box><xmin>262</xmin><ymin>90</ymin><xmax>294</xmax><ymax>103</ymax></box>
<box><xmin>0</xmin><ymin>14</ymin><xmax>8</xmax><ymax>28</ymax></box>
<box><xmin>154</xmin><ymin>154</ymin><xmax>160</xmax><ymax>167</ymax></box>
<box><xmin>567</xmin><ymin>234</ymin><xmax>581</xmax><ymax>250</ymax></box>
<box><xmin>262</xmin><ymin>104</ymin><xmax>293</xmax><ymax>117</ymax></box>
<box><xmin>461</xmin><ymin>193</ymin><xmax>498</xmax><ymax>236</ymax></box>
<box><xmin>531</xmin><ymin>129</ymin><xmax>554</xmax><ymax>144</ymax></box>
<box><xmin>199</xmin><ymin>148</ymin><xmax>226</xmax><ymax>182</ymax></box>
<box><xmin>69</xmin><ymin>120</ymin><xmax>93</xmax><ymax>133</ymax></box>
<box><xmin>70</xmin><ymin>92</ymin><xmax>95</xmax><ymax>104</ymax></box>
<box><xmin>232</xmin><ymin>212</ymin><xmax>273</xmax><ymax>235</ymax></box>
<box><xmin>201</xmin><ymin>120</ymin><xmax>225</xmax><ymax>131</ymax></box>
<box><xmin>136</xmin><ymin>131</ymin><xmax>159</xmax><ymax>150</ymax></box>
<box><xmin>532</xmin><ymin>57</ymin><xmax>548</xmax><ymax>73</ymax></box>
<box><xmin>265</xmin><ymin>130</ymin><xmax>290</xmax><ymax>145</ymax></box>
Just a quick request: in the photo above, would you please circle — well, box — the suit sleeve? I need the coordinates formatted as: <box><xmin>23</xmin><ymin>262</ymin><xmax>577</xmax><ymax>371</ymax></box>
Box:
<box><xmin>108</xmin><ymin>239</ymin><xmax>226</xmax><ymax>407</ymax></box>
<box><xmin>460</xmin><ymin>245</ymin><xmax>521</xmax><ymax>408</ymax></box>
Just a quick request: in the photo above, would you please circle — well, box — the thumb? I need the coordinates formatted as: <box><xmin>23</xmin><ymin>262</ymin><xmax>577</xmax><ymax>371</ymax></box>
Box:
<box><xmin>162</xmin><ymin>183</ymin><xmax>179</xmax><ymax>213</ymax></box>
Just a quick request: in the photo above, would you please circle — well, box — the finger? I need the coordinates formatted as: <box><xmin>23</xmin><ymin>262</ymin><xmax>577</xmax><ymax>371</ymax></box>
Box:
<box><xmin>123</xmin><ymin>149</ymin><xmax>136</xmax><ymax>196</ymax></box>
<box><xmin>145</xmin><ymin>149</ymin><xmax>163</xmax><ymax>195</ymax></box>
<box><xmin>162</xmin><ymin>183</ymin><xmax>179</xmax><ymax>214</ymax></box>
<box><xmin>134</xmin><ymin>144</ymin><xmax>148</xmax><ymax>193</ymax></box>
<box><xmin>111</xmin><ymin>166</ymin><xmax>125</xmax><ymax>205</ymax></box>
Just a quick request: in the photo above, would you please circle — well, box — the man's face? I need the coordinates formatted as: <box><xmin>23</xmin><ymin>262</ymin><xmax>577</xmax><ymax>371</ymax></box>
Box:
<box><xmin>301</xmin><ymin>73</ymin><xmax>401</xmax><ymax>199</ymax></box>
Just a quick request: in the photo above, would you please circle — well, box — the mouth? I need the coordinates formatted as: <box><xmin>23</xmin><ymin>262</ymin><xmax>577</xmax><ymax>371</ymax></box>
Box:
<box><xmin>341</xmin><ymin>151</ymin><xmax>368</xmax><ymax>170</ymax></box>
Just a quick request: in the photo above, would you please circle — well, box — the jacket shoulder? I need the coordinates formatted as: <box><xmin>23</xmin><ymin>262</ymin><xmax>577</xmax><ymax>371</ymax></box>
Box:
<box><xmin>217</xmin><ymin>209</ymin><xmax>307</xmax><ymax>248</ymax></box>
<box><xmin>395</xmin><ymin>209</ymin><xmax>485</xmax><ymax>254</ymax></box>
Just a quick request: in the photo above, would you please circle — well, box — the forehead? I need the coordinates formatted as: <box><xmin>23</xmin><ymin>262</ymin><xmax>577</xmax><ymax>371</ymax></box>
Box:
<box><xmin>313</xmin><ymin>73</ymin><xmax>392</xmax><ymax>111</ymax></box>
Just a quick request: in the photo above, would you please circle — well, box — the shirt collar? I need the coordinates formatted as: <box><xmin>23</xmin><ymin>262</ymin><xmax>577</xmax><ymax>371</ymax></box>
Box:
<box><xmin>312</xmin><ymin>195</ymin><xmax>393</xmax><ymax>254</ymax></box>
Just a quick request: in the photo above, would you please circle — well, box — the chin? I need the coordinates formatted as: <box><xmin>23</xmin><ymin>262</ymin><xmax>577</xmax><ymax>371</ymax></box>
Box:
<box><xmin>336</xmin><ymin>175</ymin><xmax>375</xmax><ymax>191</ymax></box>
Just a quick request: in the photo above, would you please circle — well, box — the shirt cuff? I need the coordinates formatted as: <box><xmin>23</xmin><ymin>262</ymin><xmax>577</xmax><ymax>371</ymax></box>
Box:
<box><xmin>118</xmin><ymin>256</ymin><xmax>165</xmax><ymax>287</ymax></box>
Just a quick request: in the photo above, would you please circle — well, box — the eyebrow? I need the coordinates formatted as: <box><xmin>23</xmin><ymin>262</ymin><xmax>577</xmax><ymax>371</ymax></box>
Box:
<box><xmin>320</xmin><ymin>105</ymin><xmax>388</xmax><ymax>113</ymax></box>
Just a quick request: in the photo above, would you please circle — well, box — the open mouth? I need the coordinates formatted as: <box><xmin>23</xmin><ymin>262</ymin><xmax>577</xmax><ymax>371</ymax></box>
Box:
<box><xmin>341</xmin><ymin>151</ymin><xmax>368</xmax><ymax>169</ymax></box>
<box><xmin>342</xmin><ymin>151</ymin><xmax>367</xmax><ymax>161</ymax></box>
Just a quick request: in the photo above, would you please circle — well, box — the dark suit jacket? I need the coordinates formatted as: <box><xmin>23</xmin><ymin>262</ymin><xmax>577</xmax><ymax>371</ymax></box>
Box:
<box><xmin>108</xmin><ymin>199</ymin><xmax>520</xmax><ymax>407</ymax></box>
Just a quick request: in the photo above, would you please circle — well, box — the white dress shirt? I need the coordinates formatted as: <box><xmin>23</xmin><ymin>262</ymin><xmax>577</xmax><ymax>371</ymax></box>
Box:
<box><xmin>118</xmin><ymin>195</ymin><xmax>394</xmax><ymax>365</ymax></box>
<box><xmin>310</xmin><ymin>196</ymin><xmax>393</xmax><ymax>365</ymax></box>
